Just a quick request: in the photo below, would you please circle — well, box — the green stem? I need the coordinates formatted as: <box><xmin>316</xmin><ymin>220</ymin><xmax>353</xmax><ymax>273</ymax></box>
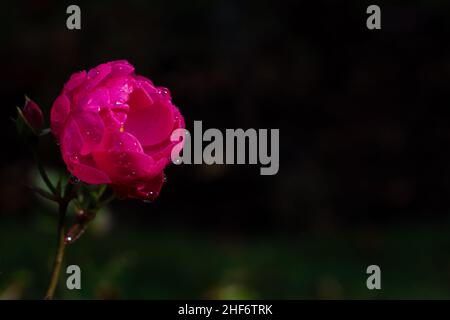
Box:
<box><xmin>44</xmin><ymin>201</ymin><xmax>68</xmax><ymax>300</ymax></box>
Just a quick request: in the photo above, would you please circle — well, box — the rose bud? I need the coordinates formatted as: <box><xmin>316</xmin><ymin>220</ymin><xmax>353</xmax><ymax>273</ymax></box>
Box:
<box><xmin>23</xmin><ymin>97</ymin><xmax>44</xmax><ymax>132</ymax></box>
<box><xmin>16</xmin><ymin>97</ymin><xmax>45</xmax><ymax>138</ymax></box>
<box><xmin>50</xmin><ymin>60</ymin><xmax>185</xmax><ymax>201</ymax></box>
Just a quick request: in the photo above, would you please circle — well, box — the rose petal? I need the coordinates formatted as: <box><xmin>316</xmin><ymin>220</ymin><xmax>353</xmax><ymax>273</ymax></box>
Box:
<box><xmin>143</xmin><ymin>140</ymin><xmax>178</xmax><ymax>164</ymax></box>
<box><xmin>109</xmin><ymin>60</ymin><xmax>135</xmax><ymax>76</ymax></box>
<box><xmin>124</xmin><ymin>88</ymin><xmax>173</xmax><ymax>146</ymax></box>
<box><xmin>102</xmin><ymin>131</ymin><xmax>143</xmax><ymax>153</ymax></box>
<box><xmin>127</xmin><ymin>87</ymin><xmax>153</xmax><ymax>110</ymax></box>
<box><xmin>93</xmin><ymin>150</ymin><xmax>165</xmax><ymax>183</ymax></box>
<box><xmin>85</xmin><ymin>63</ymin><xmax>111</xmax><ymax>90</ymax></box>
<box><xmin>64</xmin><ymin>70</ymin><xmax>87</xmax><ymax>93</ymax></box>
<box><xmin>71</xmin><ymin>162</ymin><xmax>111</xmax><ymax>184</ymax></box>
<box><xmin>135</xmin><ymin>75</ymin><xmax>156</xmax><ymax>90</ymax></box>
<box><xmin>104</xmin><ymin>76</ymin><xmax>132</xmax><ymax>105</ymax></box>
<box><xmin>112</xmin><ymin>172</ymin><xmax>165</xmax><ymax>201</ymax></box>
<box><xmin>50</xmin><ymin>93</ymin><xmax>71</xmax><ymax>138</ymax></box>
<box><xmin>142</xmin><ymin>104</ymin><xmax>185</xmax><ymax>162</ymax></box>
<box><xmin>79</xmin><ymin>87</ymin><xmax>110</xmax><ymax>111</ymax></box>
<box><xmin>60</xmin><ymin>118</ymin><xmax>82</xmax><ymax>162</ymax></box>
<box><xmin>99</xmin><ymin>108</ymin><xmax>124</xmax><ymax>131</ymax></box>
<box><xmin>73</xmin><ymin>110</ymin><xmax>105</xmax><ymax>155</ymax></box>
<box><xmin>60</xmin><ymin>119</ymin><xmax>110</xmax><ymax>184</ymax></box>
<box><xmin>172</xmin><ymin>105</ymin><xmax>185</xmax><ymax>130</ymax></box>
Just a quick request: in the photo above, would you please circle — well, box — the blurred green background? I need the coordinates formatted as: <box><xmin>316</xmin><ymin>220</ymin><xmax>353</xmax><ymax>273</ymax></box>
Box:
<box><xmin>2</xmin><ymin>189</ymin><xmax>450</xmax><ymax>299</ymax></box>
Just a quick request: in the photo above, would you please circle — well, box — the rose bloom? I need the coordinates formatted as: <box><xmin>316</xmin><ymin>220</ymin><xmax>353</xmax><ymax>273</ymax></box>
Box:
<box><xmin>51</xmin><ymin>60</ymin><xmax>185</xmax><ymax>201</ymax></box>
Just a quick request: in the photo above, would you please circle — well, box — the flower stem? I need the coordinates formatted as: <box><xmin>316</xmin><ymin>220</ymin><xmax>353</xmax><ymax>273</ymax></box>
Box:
<box><xmin>44</xmin><ymin>201</ymin><xmax>68</xmax><ymax>300</ymax></box>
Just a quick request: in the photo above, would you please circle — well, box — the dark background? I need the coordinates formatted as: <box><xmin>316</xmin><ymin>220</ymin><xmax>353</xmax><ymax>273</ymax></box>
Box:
<box><xmin>1</xmin><ymin>0</ymin><xmax>450</xmax><ymax>299</ymax></box>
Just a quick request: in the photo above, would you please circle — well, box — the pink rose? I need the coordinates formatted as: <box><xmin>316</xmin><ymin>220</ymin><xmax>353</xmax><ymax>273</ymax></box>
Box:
<box><xmin>50</xmin><ymin>60</ymin><xmax>185</xmax><ymax>201</ymax></box>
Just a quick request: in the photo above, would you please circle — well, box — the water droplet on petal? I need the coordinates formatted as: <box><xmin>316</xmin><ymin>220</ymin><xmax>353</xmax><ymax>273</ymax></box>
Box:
<box><xmin>142</xmin><ymin>191</ymin><xmax>158</xmax><ymax>203</ymax></box>
<box><xmin>163</xmin><ymin>174</ymin><xmax>167</xmax><ymax>183</ymax></box>
<box><xmin>65</xmin><ymin>223</ymin><xmax>87</xmax><ymax>245</ymax></box>
<box><xmin>69</xmin><ymin>153</ymin><xmax>79</xmax><ymax>163</ymax></box>
<box><xmin>126</xmin><ymin>170</ymin><xmax>136</xmax><ymax>179</ymax></box>
<box><xmin>157</xmin><ymin>87</ymin><xmax>171</xmax><ymax>99</ymax></box>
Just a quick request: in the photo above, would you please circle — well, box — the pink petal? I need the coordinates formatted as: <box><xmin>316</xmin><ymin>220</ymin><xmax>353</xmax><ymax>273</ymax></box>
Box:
<box><xmin>93</xmin><ymin>120</ymin><xmax>158</xmax><ymax>182</ymax></box>
<box><xmin>60</xmin><ymin>118</ymin><xmax>82</xmax><ymax>162</ymax></box>
<box><xmin>112</xmin><ymin>172</ymin><xmax>165</xmax><ymax>201</ymax></box>
<box><xmin>134</xmin><ymin>76</ymin><xmax>157</xmax><ymax>94</ymax></box>
<box><xmin>64</xmin><ymin>71</ymin><xmax>87</xmax><ymax>93</ymax></box>
<box><xmin>103</xmin><ymin>75</ymin><xmax>132</xmax><ymax>102</ymax></box>
<box><xmin>143</xmin><ymin>140</ymin><xmax>178</xmax><ymax>165</ymax></box>
<box><xmin>71</xmin><ymin>162</ymin><xmax>111</xmax><ymax>184</ymax></box>
<box><xmin>60</xmin><ymin>119</ymin><xmax>110</xmax><ymax>184</ymax></box>
<box><xmin>109</xmin><ymin>60</ymin><xmax>134</xmax><ymax>76</ymax></box>
<box><xmin>99</xmin><ymin>108</ymin><xmax>124</xmax><ymax>131</ymax></box>
<box><xmin>50</xmin><ymin>93</ymin><xmax>71</xmax><ymax>138</ymax></box>
<box><xmin>124</xmin><ymin>88</ymin><xmax>174</xmax><ymax>146</ymax></box>
<box><xmin>127</xmin><ymin>87</ymin><xmax>153</xmax><ymax>110</ymax></box>
<box><xmin>102</xmin><ymin>131</ymin><xmax>143</xmax><ymax>153</ymax></box>
<box><xmin>85</xmin><ymin>63</ymin><xmax>111</xmax><ymax>90</ymax></box>
<box><xmin>142</xmin><ymin>104</ymin><xmax>185</xmax><ymax>162</ymax></box>
<box><xmin>73</xmin><ymin>110</ymin><xmax>105</xmax><ymax>155</ymax></box>
<box><xmin>79</xmin><ymin>87</ymin><xmax>110</xmax><ymax>111</ymax></box>
<box><xmin>172</xmin><ymin>105</ymin><xmax>185</xmax><ymax>130</ymax></box>
<box><xmin>93</xmin><ymin>150</ymin><xmax>165</xmax><ymax>183</ymax></box>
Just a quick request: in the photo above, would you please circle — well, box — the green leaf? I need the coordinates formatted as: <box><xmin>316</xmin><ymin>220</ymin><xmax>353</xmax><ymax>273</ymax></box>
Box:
<box><xmin>29</xmin><ymin>186</ymin><xmax>59</xmax><ymax>202</ymax></box>
<box><xmin>16</xmin><ymin>106</ymin><xmax>38</xmax><ymax>146</ymax></box>
<box><xmin>55</xmin><ymin>175</ymin><xmax>63</xmax><ymax>198</ymax></box>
